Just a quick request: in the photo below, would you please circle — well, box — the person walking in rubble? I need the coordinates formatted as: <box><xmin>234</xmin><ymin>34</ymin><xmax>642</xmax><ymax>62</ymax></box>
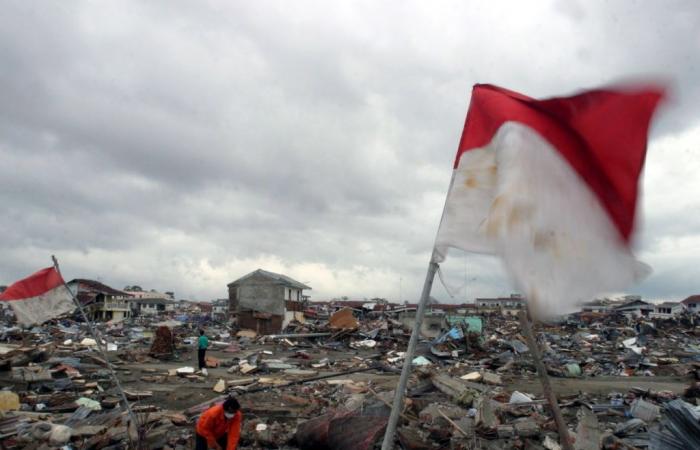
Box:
<box><xmin>195</xmin><ymin>395</ymin><xmax>242</xmax><ymax>450</ymax></box>
<box><xmin>198</xmin><ymin>328</ymin><xmax>209</xmax><ymax>376</ymax></box>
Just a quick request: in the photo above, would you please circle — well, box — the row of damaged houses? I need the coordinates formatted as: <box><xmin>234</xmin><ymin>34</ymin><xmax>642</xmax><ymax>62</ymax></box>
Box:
<box><xmin>68</xmin><ymin>279</ymin><xmax>179</xmax><ymax>321</ymax></box>
<box><xmin>580</xmin><ymin>295</ymin><xmax>700</xmax><ymax>319</ymax></box>
<box><xmin>5</xmin><ymin>267</ymin><xmax>699</xmax><ymax>332</ymax></box>
<box><xmin>223</xmin><ymin>268</ymin><xmax>700</xmax><ymax>331</ymax></box>
<box><xmin>223</xmin><ymin>269</ymin><xmax>535</xmax><ymax>335</ymax></box>
<box><xmin>223</xmin><ymin>271</ymin><xmax>531</xmax><ymax>335</ymax></box>
<box><xmin>224</xmin><ymin>269</ymin><xmax>700</xmax><ymax>335</ymax></box>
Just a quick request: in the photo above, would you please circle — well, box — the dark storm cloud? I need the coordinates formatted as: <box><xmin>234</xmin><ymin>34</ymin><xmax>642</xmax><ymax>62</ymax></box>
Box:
<box><xmin>1</xmin><ymin>1</ymin><xmax>699</xmax><ymax>301</ymax></box>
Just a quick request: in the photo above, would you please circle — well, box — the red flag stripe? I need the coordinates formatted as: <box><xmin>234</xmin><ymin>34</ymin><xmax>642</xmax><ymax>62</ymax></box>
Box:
<box><xmin>455</xmin><ymin>84</ymin><xmax>664</xmax><ymax>242</ymax></box>
<box><xmin>0</xmin><ymin>267</ymin><xmax>66</xmax><ymax>301</ymax></box>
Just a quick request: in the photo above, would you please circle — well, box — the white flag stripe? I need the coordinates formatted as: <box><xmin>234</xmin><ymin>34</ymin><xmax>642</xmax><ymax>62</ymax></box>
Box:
<box><xmin>8</xmin><ymin>284</ymin><xmax>75</xmax><ymax>326</ymax></box>
<box><xmin>433</xmin><ymin>122</ymin><xmax>648</xmax><ymax>317</ymax></box>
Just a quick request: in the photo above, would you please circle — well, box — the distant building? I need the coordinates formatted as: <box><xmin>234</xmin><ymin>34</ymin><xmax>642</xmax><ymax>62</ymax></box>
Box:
<box><xmin>131</xmin><ymin>298</ymin><xmax>176</xmax><ymax>316</ymax></box>
<box><xmin>475</xmin><ymin>294</ymin><xmax>525</xmax><ymax>315</ymax></box>
<box><xmin>395</xmin><ymin>309</ymin><xmax>445</xmax><ymax>338</ymax></box>
<box><xmin>650</xmin><ymin>302</ymin><xmax>684</xmax><ymax>319</ymax></box>
<box><xmin>211</xmin><ymin>299</ymin><xmax>229</xmax><ymax>320</ymax></box>
<box><xmin>681</xmin><ymin>295</ymin><xmax>700</xmax><ymax>315</ymax></box>
<box><xmin>198</xmin><ymin>302</ymin><xmax>213</xmax><ymax>315</ymax></box>
<box><xmin>613</xmin><ymin>299</ymin><xmax>653</xmax><ymax>318</ymax></box>
<box><xmin>67</xmin><ymin>279</ymin><xmax>132</xmax><ymax>322</ymax></box>
<box><xmin>175</xmin><ymin>299</ymin><xmax>192</xmax><ymax>311</ymax></box>
<box><xmin>227</xmin><ymin>269</ymin><xmax>311</xmax><ymax>334</ymax></box>
<box><xmin>323</xmin><ymin>299</ymin><xmax>392</xmax><ymax>316</ymax></box>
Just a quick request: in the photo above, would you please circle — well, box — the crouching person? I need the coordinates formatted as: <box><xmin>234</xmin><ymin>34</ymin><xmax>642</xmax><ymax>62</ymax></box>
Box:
<box><xmin>195</xmin><ymin>396</ymin><xmax>242</xmax><ymax>450</ymax></box>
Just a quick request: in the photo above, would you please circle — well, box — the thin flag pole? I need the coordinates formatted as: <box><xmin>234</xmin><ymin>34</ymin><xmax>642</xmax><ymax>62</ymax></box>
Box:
<box><xmin>517</xmin><ymin>309</ymin><xmax>574</xmax><ymax>450</ymax></box>
<box><xmin>381</xmin><ymin>260</ymin><xmax>439</xmax><ymax>450</ymax></box>
<box><xmin>51</xmin><ymin>256</ymin><xmax>138</xmax><ymax>446</ymax></box>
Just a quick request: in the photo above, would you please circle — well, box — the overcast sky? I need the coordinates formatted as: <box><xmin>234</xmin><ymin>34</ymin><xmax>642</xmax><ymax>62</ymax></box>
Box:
<box><xmin>1</xmin><ymin>1</ymin><xmax>699</xmax><ymax>303</ymax></box>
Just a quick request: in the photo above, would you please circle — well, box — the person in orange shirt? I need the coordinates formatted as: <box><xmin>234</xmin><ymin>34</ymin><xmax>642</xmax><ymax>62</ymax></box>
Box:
<box><xmin>195</xmin><ymin>396</ymin><xmax>243</xmax><ymax>450</ymax></box>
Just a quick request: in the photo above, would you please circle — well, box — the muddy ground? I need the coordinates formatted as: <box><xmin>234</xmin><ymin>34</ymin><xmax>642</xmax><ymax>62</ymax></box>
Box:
<box><xmin>112</xmin><ymin>344</ymin><xmax>691</xmax><ymax>414</ymax></box>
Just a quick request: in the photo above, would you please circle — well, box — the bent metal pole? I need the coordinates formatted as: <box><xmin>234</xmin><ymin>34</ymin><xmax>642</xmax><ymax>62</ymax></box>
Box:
<box><xmin>51</xmin><ymin>256</ymin><xmax>138</xmax><ymax>446</ymax></box>
<box><xmin>517</xmin><ymin>309</ymin><xmax>574</xmax><ymax>450</ymax></box>
<box><xmin>381</xmin><ymin>261</ymin><xmax>439</xmax><ymax>450</ymax></box>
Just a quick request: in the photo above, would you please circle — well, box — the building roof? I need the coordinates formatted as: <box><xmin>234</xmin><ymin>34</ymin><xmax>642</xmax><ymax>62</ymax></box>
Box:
<box><xmin>68</xmin><ymin>279</ymin><xmax>128</xmax><ymax>305</ymax></box>
<box><xmin>655</xmin><ymin>302</ymin><xmax>681</xmax><ymax>308</ymax></box>
<box><xmin>227</xmin><ymin>269</ymin><xmax>311</xmax><ymax>290</ymax></box>
<box><xmin>69</xmin><ymin>279</ymin><xmax>127</xmax><ymax>297</ymax></box>
<box><xmin>613</xmin><ymin>299</ymin><xmax>652</xmax><ymax>310</ymax></box>
<box><xmin>681</xmin><ymin>295</ymin><xmax>700</xmax><ymax>305</ymax></box>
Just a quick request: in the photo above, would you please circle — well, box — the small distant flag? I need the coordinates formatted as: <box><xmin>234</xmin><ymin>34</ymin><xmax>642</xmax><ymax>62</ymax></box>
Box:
<box><xmin>0</xmin><ymin>267</ymin><xmax>76</xmax><ymax>326</ymax></box>
<box><xmin>433</xmin><ymin>83</ymin><xmax>664</xmax><ymax>317</ymax></box>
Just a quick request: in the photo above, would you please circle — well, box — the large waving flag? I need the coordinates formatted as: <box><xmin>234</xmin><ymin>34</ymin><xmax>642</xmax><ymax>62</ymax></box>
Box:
<box><xmin>433</xmin><ymin>84</ymin><xmax>664</xmax><ymax>317</ymax></box>
<box><xmin>0</xmin><ymin>267</ymin><xmax>76</xmax><ymax>326</ymax></box>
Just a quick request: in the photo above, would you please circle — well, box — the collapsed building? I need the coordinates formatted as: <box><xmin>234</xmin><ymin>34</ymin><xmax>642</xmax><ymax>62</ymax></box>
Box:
<box><xmin>66</xmin><ymin>279</ymin><xmax>133</xmax><ymax>322</ymax></box>
<box><xmin>2</xmin><ymin>272</ymin><xmax>700</xmax><ymax>449</ymax></box>
<box><xmin>227</xmin><ymin>269</ymin><xmax>311</xmax><ymax>334</ymax></box>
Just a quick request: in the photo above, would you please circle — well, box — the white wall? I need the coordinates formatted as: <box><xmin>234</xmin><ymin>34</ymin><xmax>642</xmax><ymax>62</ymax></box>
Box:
<box><xmin>282</xmin><ymin>310</ymin><xmax>295</xmax><ymax>329</ymax></box>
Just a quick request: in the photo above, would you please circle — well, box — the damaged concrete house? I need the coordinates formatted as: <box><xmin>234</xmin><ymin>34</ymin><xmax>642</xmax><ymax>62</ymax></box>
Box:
<box><xmin>211</xmin><ymin>298</ymin><xmax>229</xmax><ymax>321</ymax></box>
<box><xmin>67</xmin><ymin>279</ymin><xmax>133</xmax><ymax>322</ymax></box>
<box><xmin>475</xmin><ymin>294</ymin><xmax>526</xmax><ymax>315</ymax></box>
<box><xmin>227</xmin><ymin>269</ymin><xmax>311</xmax><ymax>334</ymax></box>
<box><xmin>612</xmin><ymin>298</ymin><xmax>654</xmax><ymax>318</ymax></box>
<box><xmin>131</xmin><ymin>297</ymin><xmax>176</xmax><ymax>316</ymax></box>
<box><xmin>681</xmin><ymin>295</ymin><xmax>700</xmax><ymax>314</ymax></box>
<box><xmin>650</xmin><ymin>301</ymin><xmax>684</xmax><ymax>319</ymax></box>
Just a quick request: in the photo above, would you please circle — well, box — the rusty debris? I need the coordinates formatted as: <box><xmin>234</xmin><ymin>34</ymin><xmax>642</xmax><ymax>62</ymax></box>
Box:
<box><xmin>149</xmin><ymin>326</ymin><xmax>174</xmax><ymax>358</ymax></box>
<box><xmin>328</xmin><ymin>308</ymin><xmax>359</xmax><ymax>330</ymax></box>
<box><xmin>1</xmin><ymin>295</ymin><xmax>700</xmax><ymax>449</ymax></box>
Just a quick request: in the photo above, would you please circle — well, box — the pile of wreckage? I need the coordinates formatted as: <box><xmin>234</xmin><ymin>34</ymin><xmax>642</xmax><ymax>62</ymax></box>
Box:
<box><xmin>1</xmin><ymin>308</ymin><xmax>699</xmax><ymax>449</ymax></box>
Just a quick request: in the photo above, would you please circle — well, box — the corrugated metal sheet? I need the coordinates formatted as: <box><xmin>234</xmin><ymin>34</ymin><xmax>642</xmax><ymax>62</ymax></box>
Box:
<box><xmin>650</xmin><ymin>399</ymin><xmax>700</xmax><ymax>450</ymax></box>
<box><xmin>296</xmin><ymin>410</ymin><xmax>388</xmax><ymax>450</ymax></box>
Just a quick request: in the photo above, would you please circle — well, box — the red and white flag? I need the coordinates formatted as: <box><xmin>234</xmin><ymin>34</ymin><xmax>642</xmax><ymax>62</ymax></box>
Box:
<box><xmin>433</xmin><ymin>84</ymin><xmax>664</xmax><ymax>317</ymax></box>
<box><xmin>0</xmin><ymin>267</ymin><xmax>76</xmax><ymax>326</ymax></box>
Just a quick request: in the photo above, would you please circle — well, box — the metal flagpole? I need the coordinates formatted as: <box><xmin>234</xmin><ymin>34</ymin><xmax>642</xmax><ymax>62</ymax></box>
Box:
<box><xmin>51</xmin><ymin>256</ymin><xmax>138</xmax><ymax>446</ymax></box>
<box><xmin>381</xmin><ymin>261</ymin><xmax>439</xmax><ymax>450</ymax></box>
<box><xmin>517</xmin><ymin>309</ymin><xmax>574</xmax><ymax>450</ymax></box>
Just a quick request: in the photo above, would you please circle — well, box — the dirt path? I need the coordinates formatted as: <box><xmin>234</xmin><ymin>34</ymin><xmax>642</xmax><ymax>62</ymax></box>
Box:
<box><xmin>507</xmin><ymin>375</ymin><xmax>690</xmax><ymax>396</ymax></box>
<box><xmin>104</xmin><ymin>344</ymin><xmax>694</xmax><ymax>411</ymax></box>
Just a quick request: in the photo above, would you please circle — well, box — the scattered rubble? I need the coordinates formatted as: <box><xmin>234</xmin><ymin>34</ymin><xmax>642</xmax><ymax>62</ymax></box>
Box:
<box><xmin>1</xmin><ymin>304</ymin><xmax>699</xmax><ymax>449</ymax></box>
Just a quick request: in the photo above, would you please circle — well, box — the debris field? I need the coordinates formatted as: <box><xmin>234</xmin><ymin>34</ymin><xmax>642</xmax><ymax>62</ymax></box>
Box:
<box><xmin>1</xmin><ymin>307</ymin><xmax>700</xmax><ymax>449</ymax></box>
